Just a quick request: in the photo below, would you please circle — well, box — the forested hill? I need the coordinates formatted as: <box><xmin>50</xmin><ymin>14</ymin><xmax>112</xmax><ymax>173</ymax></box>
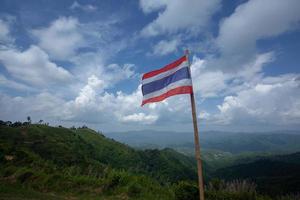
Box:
<box><xmin>0</xmin><ymin>123</ymin><xmax>200</xmax><ymax>199</ymax></box>
<box><xmin>214</xmin><ymin>152</ymin><xmax>300</xmax><ymax>196</ymax></box>
<box><xmin>0</xmin><ymin>124</ymin><xmax>197</xmax><ymax>182</ymax></box>
<box><xmin>1</xmin><ymin>123</ymin><xmax>299</xmax><ymax>200</ymax></box>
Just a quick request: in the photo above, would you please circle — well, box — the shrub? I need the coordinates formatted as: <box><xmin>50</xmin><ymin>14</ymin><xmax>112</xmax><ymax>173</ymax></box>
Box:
<box><xmin>174</xmin><ymin>181</ymin><xmax>199</xmax><ymax>200</ymax></box>
<box><xmin>206</xmin><ymin>179</ymin><xmax>257</xmax><ymax>200</ymax></box>
<box><xmin>127</xmin><ymin>181</ymin><xmax>143</xmax><ymax>197</ymax></box>
<box><xmin>103</xmin><ymin>171</ymin><xmax>123</xmax><ymax>191</ymax></box>
<box><xmin>276</xmin><ymin>194</ymin><xmax>300</xmax><ymax>200</ymax></box>
<box><xmin>17</xmin><ymin>171</ymin><xmax>34</xmax><ymax>183</ymax></box>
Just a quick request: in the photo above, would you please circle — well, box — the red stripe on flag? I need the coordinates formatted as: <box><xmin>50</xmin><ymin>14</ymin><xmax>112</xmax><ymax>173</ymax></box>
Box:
<box><xmin>141</xmin><ymin>86</ymin><xmax>193</xmax><ymax>106</ymax></box>
<box><xmin>142</xmin><ymin>56</ymin><xmax>187</xmax><ymax>80</ymax></box>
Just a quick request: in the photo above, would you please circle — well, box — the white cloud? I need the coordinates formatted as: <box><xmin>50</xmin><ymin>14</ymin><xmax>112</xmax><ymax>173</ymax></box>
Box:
<box><xmin>106</xmin><ymin>63</ymin><xmax>136</xmax><ymax>84</ymax></box>
<box><xmin>0</xmin><ymin>92</ymin><xmax>66</xmax><ymax>122</ymax></box>
<box><xmin>120</xmin><ymin>113</ymin><xmax>158</xmax><ymax>124</ymax></box>
<box><xmin>71</xmin><ymin>51</ymin><xmax>136</xmax><ymax>90</ymax></box>
<box><xmin>191</xmin><ymin>56</ymin><xmax>227</xmax><ymax>97</ymax></box>
<box><xmin>140</xmin><ymin>0</ymin><xmax>221</xmax><ymax>36</ymax></box>
<box><xmin>236</xmin><ymin>52</ymin><xmax>274</xmax><ymax>80</ymax></box>
<box><xmin>216</xmin><ymin>74</ymin><xmax>300</xmax><ymax>125</ymax></box>
<box><xmin>198</xmin><ymin>111</ymin><xmax>211</xmax><ymax>120</ymax></box>
<box><xmin>32</xmin><ymin>17</ymin><xmax>83</xmax><ymax>60</ymax></box>
<box><xmin>1</xmin><ymin>1</ymin><xmax>299</xmax><ymax>132</ymax></box>
<box><xmin>70</xmin><ymin>1</ymin><xmax>97</xmax><ymax>12</ymax></box>
<box><xmin>0</xmin><ymin>45</ymin><xmax>73</xmax><ymax>86</ymax></box>
<box><xmin>190</xmin><ymin>50</ymin><xmax>275</xmax><ymax>98</ymax></box>
<box><xmin>216</xmin><ymin>0</ymin><xmax>300</xmax><ymax>68</ymax></box>
<box><xmin>139</xmin><ymin>0</ymin><xmax>166</xmax><ymax>14</ymax></box>
<box><xmin>0</xmin><ymin>75</ymin><xmax>161</xmax><ymax>128</ymax></box>
<box><xmin>0</xmin><ymin>74</ymin><xmax>34</xmax><ymax>91</ymax></box>
<box><xmin>0</xmin><ymin>19</ymin><xmax>10</xmax><ymax>43</ymax></box>
<box><xmin>1</xmin><ymin>69</ymin><xmax>299</xmax><ymax>131</ymax></box>
<box><xmin>0</xmin><ymin>18</ymin><xmax>15</xmax><ymax>48</ymax></box>
<box><xmin>152</xmin><ymin>39</ymin><xmax>180</xmax><ymax>56</ymax></box>
<box><xmin>74</xmin><ymin>75</ymin><xmax>104</xmax><ymax>107</ymax></box>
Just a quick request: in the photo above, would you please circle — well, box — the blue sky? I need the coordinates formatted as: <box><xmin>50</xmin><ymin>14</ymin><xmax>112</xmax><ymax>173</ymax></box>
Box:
<box><xmin>0</xmin><ymin>0</ymin><xmax>300</xmax><ymax>132</ymax></box>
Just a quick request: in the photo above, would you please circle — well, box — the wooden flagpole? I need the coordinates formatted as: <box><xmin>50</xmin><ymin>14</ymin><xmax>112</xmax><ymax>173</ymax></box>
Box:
<box><xmin>185</xmin><ymin>50</ymin><xmax>205</xmax><ymax>200</ymax></box>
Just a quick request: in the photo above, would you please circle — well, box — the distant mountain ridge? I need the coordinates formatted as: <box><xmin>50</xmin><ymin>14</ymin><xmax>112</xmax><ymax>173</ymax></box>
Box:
<box><xmin>105</xmin><ymin>130</ymin><xmax>300</xmax><ymax>154</ymax></box>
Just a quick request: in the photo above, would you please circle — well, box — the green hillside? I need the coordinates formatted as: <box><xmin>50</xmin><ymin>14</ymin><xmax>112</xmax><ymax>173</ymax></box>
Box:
<box><xmin>0</xmin><ymin>124</ymin><xmax>198</xmax><ymax>199</ymax></box>
<box><xmin>1</xmin><ymin>123</ymin><xmax>299</xmax><ymax>200</ymax></box>
<box><xmin>214</xmin><ymin>152</ymin><xmax>300</xmax><ymax>196</ymax></box>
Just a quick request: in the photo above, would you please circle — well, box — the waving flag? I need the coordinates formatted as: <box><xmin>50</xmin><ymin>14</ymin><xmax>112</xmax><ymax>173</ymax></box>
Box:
<box><xmin>141</xmin><ymin>55</ymin><xmax>193</xmax><ymax>106</ymax></box>
<box><xmin>141</xmin><ymin>51</ymin><xmax>205</xmax><ymax>199</ymax></box>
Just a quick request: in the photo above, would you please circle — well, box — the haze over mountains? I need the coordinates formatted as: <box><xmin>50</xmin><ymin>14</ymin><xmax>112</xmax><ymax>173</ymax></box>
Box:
<box><xmin>105</xmin><ymin>130</ymin><xmax>300</xmax><ymax>154</ymax></box>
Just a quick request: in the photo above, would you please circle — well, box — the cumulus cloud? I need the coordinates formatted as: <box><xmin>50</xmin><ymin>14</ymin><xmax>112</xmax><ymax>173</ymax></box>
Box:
<box><xmin>32</xmin><ymin>17</ymin><xmax>84</xmax><ymax>60</ymax></box>
<box><xmin>120</xmin><ymin>113</ymin><xmax>158</xmax><ymax>124</ymax></box>
<box><xmin>1</xmin><ymin>1</ymin><xmax>299</xmax><ymax>132</ymax></box>
<box><xmin>0</xmin><ymin>92</ymin><xmax>66</xmax><ymax>123</ymax></box>
<box><xmin>216</xmin><ymin>0</ymin><xmax>300</xmax><ymax>69</ymax></box>
<box><xmin>74</xmin><ymin>75</ymin><xmax>105</xmax><ymax>107</ymax></box>
<box><xmin>0</xmin><ymin>45</ymin><xmax>73</xmax><ymax>86</ymax></box>
<box><xmin>70</xmin><ymin>1</ymin><xmax>97</xmax><ymax>12</ymax></box>
<box><xmin>191</xmin><ymin>56</ymin><xmax>227</xmax><ymax>98</ymax></box>
<box><xmin>216</xmin><ymin>74</ymin><xmax>300</xmax><ymax>125</ymax></box>
<box><xmin>140</xmin><ymin>0</ymin><xmax>221</xmax><ymax>36</ymax></box>
<box><xmin>190</xmin><ymin>51</ymin><xmax>274</xmax><ymax>98</ymax></box>
<box><xmin>0</xmin><ymin>81</ymin><xmax>159</xmax><ymax>128</ymax></box>
<box><xmin>64</xmin><ymin>81</ymin><xmax>194</xmax><ymax>127</ymax></box>
<box><xmin>152</xmin><ymin>39</ymin><xmax>180</xmax><ymax>56</ymax></box>
<box><xmin>70</xmin><ymin>51</ymin><xmax>136</xmax><ymax>92</ymax></box>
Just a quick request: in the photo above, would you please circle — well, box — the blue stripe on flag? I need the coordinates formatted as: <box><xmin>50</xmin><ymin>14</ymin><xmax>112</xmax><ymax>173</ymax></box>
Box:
<box><xmin>142</xmin><ymin>67</ymin><xmax>191</xmax><ymax>95</ymax></box>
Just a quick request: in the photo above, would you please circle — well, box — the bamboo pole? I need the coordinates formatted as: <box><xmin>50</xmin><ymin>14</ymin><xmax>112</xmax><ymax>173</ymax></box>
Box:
<box><xmin>185</xmin><ymin>50</ymin><xmax>205</xmax><ymax>200</ymax></box>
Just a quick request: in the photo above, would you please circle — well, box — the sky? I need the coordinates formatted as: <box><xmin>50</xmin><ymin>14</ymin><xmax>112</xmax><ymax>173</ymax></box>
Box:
<box><xmin>0</xmin><ymin>0</ymin><xmax>300</xmax><ymax>132</ymax></box>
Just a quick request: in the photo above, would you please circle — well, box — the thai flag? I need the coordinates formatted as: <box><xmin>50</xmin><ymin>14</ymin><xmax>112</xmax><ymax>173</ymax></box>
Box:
<box><xmin>141</xmin><ymin>55</ymin><xmax>193</xmax><ymax>106</ymax></box>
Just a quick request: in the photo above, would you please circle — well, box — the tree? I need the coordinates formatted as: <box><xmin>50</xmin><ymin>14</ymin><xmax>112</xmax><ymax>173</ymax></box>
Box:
<box><xmin>5</xmin><ymin>121</ymin><xmax>12</xmax><ymax>126</ymax></box>
<box><xmin>38</xmin><ymin>120</ymin><xmax>43</xmax><ymax>124</ymax></box>
<box><xmin>12</xmin><ymin>121</ymin><xmax>23</xmax><ymax>127</ymax></box>
<box><xmin>27</xmin><ymin>116</ymin><xmax>31</xmax><ymax>124</ymax></box>
<box><xmin>174</xmin><ymin>181</ymin><xmax>199</xmax><ymax>200</ymax></box>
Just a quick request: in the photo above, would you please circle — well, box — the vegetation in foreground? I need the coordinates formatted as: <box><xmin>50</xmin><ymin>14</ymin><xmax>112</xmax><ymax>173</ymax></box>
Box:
<box><xmin>0</xmin><ymin>120</ymin><xmax>299</xmax><ymax>199</ymax></box>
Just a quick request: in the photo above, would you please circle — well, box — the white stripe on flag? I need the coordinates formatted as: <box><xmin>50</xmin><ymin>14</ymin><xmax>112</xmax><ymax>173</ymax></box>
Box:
<box><xmin>142</xmin><ymin>60</ymin><xmax>189</xmax><ymax>85</ymax></box>
<box><xmin>143</xmin><ymin>78</ymin><xmax>192</xmax><ymax>100</ymax></box>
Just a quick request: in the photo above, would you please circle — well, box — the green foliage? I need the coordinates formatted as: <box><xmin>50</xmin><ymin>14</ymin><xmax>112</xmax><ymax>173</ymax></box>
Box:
<box><xmin>174</xmin><ymin>181</ymin><xmax>199</xmax><ymax>200</ymax></box>
<box><xmin>0</xmin><ymin>124</ymin><xmax>192</xmax><ymax>199</ymax></box>
<box><xmin>206</xmin><ymin>179</ymin><xmax>257</xmax><ymax>200</ymax></box>
<box><xmin>127</xmin><ymin>181</ymin><xmax>143</xmax><ymax>197</ymax></box>
<box><xmin>0</xmin><ymin>123</ymin><xmax>299</xmax><ymax>200</ymax></box>
<box><xmin>214</xmin><ymin>155</ymin><xmax>300</xmax><ymax>195</ymax></box>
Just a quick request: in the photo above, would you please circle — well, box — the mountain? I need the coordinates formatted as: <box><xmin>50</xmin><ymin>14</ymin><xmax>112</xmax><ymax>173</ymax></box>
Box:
<box><xmin>105</xmin><ymin>130</ymin><xmax>300</xmax><ymax>154</ymax></box>
<box><xmin>0</xmin><ymin>124</ymin><xmax>197</xmax><ymax>182</ymax></box>
<box><xmin>213</xmin><ymin>152</ymin><xmax>300</xmax><ymax>196</ymax></box>
<box><xmin>1</xmin><ymin>123</ymin><xmax>299</xmax><ymax>200</ymax></box>
<box><xmin>0</xmin><ymin>124</ymin><xmax>197</xmax><ymax>199</ymax></box>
